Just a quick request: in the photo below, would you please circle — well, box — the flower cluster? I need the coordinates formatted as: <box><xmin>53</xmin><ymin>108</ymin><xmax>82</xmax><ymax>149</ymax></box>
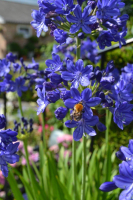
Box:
<box><xmin>31</xmin><ymin>0</ymin><xmax>128</xmax><ymax>49</ymax></box>
<box><xmin>53</xmin><ymin>37</ymin><xmax>101</xmax><ymax>64</ymax></box>
<box><xmin>0</xmin><ymin>114</ymin><xmax>19</xmax><ymax>177</ymax></box>
<box><xmin>36</xmin><ymin>51</ymin><xmax>133</xmax><ymax>141</ymax></box>
<box><xmin>100</xmin><ymin>139</ymin><xmax>133</xmax><ymax>199</ymax></box>
<box><xmin>0</xmin><ymin>53</ymin><xmax>46</xmax><ymax>97</ymax></box>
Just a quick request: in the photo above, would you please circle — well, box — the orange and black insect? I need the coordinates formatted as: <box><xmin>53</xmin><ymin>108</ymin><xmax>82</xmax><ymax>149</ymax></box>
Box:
<box><xmin>70</xmin><ymin>102</ymin><xmax>84</xmax><ymax>121</ymax></box>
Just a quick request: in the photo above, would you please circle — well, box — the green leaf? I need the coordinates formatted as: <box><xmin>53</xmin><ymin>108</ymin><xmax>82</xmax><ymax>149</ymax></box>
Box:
<box><xmin>7</xmin><ymin>170</ymin><xmax>24</xmax><ymax>200</ymax></box>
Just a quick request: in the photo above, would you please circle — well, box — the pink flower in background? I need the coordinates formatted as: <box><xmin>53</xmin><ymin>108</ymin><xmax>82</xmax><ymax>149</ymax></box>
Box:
<box><xmin>18</xmin><ymin>141</ymin><xmax>23</xmax><ymax>150</ymax></box>
<box><xmin>22</xmin><ymin>157</ymin><xmax>26</xmax><ymax>165</ymax></box>
<box><xmin>50</xmin><ymin>126</ymin><xmax>54</xmax><ymax>131</ymax></box>
<box><xmin>38</xmin><ymin>125</ymin><xmax>42</xmax><ymax>133</ymax></box>
<box><xmin>45</xmin><ymin>124</ymin><xmax>49</xmax><ymax>129</ymax></box>
<box><xmin>0</xmin><ymin>191</ymin><xmax>5</xmax><ymax>198</ymax></box>
<box><xmin>64</xmin><ymin>150</ymin><xmax>72</xmax><ymax>158</ymax></box>
<box><xmin>0</xmin><ymin>171</ymin><xmax>5</xmax><ymax>185</ymax></box>
<box><xmin>49</xmin><ymin>145</ymin><xmax>59</xmax><ymax>153</ymax></box>
<box><xmin>57</xmin><ymin>134</ymin><xmax>73</xmax><ymax>143</ymax></box>
<box><xmin>29</xmin><ymin>152</ymin><xmax>39</xmax><ymax>164</ymax></box>
<box><xmin>10</xmin><ymin>163</ymin><xmax>17</xmax><ymax>168</ymax></box>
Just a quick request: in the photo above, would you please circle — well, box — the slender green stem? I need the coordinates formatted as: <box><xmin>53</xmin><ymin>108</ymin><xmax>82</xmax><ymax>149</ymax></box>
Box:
<box><xmin>72</xmin><ymin>140</ymin><xmax>77</xmax><ymax>200</ymax></box>
<box><xmin>18</xmin><ymin>96</ymin><xmax>24</xmax><ymax>117</ymax></box>
<box><xmin>76</xmin><ymin>37</ymin><xmax>81</xmax><ymax>60</ymax></box>
<box><xmin>81</xmin><ymin>136</ymin><xmax>86</xmax><ymax>200</ymax></box>
<box><xmin>105</xmin><ymin>110</ymin><xmax>112</xmax><ymax>148</ymax></box>
<box><xmin>41</xmin><ymin>112</ymin><xmax>47</xmax><ymax>152</ymax></box>
<box><xmin>23</xmin><ymin>140</ymin><xmax>37</xmax><ymax>200</ymax></box>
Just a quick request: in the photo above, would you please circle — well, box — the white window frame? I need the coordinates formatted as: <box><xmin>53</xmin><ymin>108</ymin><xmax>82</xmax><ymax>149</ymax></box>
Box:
<box><xmin>17</xmin><ymin>25</ymin><xmax>32</xmax><ymax>38</ymax></box>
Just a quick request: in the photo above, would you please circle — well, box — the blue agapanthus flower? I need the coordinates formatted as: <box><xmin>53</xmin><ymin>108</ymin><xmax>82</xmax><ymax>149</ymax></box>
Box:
<box><xmin>65</xmin><ymin>114</ymin><xmax>99</xmax><ymax>141</ymax></box>
<box><xmin>6</xmin><ymin>52</ymin><xmax>17</xmax><ymax>63</ymax></box>
<box><xmin>65</xmin><ymin>88</ymin><xmax>101</xmax><ymax>116</ymax></box>
<box><xmin>14</xmin><ymin>77</ymin><xmax>28</xmax><ymax>97</ymax></box>
<box><xmin>100</xmin><ymin>161</ymin><xmax>133</xmax><ymax>200</ymax></box>
<box><xmin>27</xmin><ymin>58</ymin><xmax>39</xmax><ymax>70</ymax></box>
<box><xmin>53</xmin><ymin>29</ymin><xmax>68</xmax><ymax>44</ymax></box>
<box><xmin>96</xmin><ymin>0</ymin><xmax>124</xmax><ymax>19</ymax></box>
<box><xmin>55</xmin><ymin>0</ymin><xmax>75</xmax><ymax>15</ymax></box>
<box><xmin>110</xmin><ymin>103</ymin><xmax>133</xmax><ymax>130</ymax></box>
<box><xmin>45</xmin><ymin>53</ymin><xmax>63</xmax><ymax>73</ymax></box>
<box><xmin>97</xmin><ymin>30</ymin><xmax>114</xmax><ymax>49</ymax></box>
<box><xmin>0</xmin><ymin>142</ymin><xmax>19</xmax><ymax>177</ymax></box>
<box><xmin>61</xmin><ymin>59</ymin><xmax>92</xmax><ymax>88</ymax></box>
<box><xmin>37</xmin><ymin>86</ymin><xmax>50</xmax><ymax>115</ymax></box>
<box><xmin>0</xmin><ymin>59</ymin><xmax>10</xmax><ymax>77</ymax></box>
<box><xmin>55</xmin><ymin>107</ymin><xmax>68</xmax><ymax>120</ymax></box>
<box><xmin>31</xmin><ymin>10</ymin><xmax>48</xmax><ymax>37</ymax></box>
<box><xmin>116</xmin><ymin>139</ymin><xmax>133</xmax><ymax>165</ymax></box>
<box><xmin>109</xmin><ymin>80</ymin><xmax>133</xmax><ymax>106</ymax></box>
<box><xmin>66</xmin><ymin>5</ymin><xmax>96</xmax><ymax>34</ymax></box>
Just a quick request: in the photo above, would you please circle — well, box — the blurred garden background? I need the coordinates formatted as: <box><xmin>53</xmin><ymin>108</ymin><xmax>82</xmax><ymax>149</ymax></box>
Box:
<box><xmin>0</xmin><ymin>0</ymin><xmax>133</xmax><ymax>199</ymax></box>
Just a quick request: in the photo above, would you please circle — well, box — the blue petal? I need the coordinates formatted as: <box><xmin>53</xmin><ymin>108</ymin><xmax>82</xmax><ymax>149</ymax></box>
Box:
<box><xmin>73</xmin><ymin>125</ymin><xmax>83</xmax><ymax>141</ymax></box>
<box><xmin>84</xmin><ymin>125</ymin><xmax>96</xmax><ymax>136</ymax></box>
<box><xmin>1</xmin><ymin>165</ymin><xmax>8</xmax><ymax>177</ymax></box>
<box><xmin>65</xmin><ymin>120</ymin><xmax>78</xmax><ymax>128</ymax></box>
<box><xmin>119</xmin><ymin>162</ymin><xmax>133</xmax><ymax>178</ymax></box>
<box><xmin>66</xmin><ymin>60</ymin><xmax>76</xmax><ymax>73</ymax></box>
<box><xmin>74</xmin><ymin>5</ymin><xmax>82</xmax><ymax>19</ymax></box>
<box><xmin>66</xmin><ymin>15</ymin><xmax>78</xmax><ymax>23</ymax></box>
<box><xmin>70</xmin><ymin>88</ymin><xmax>81</xmax><ymax>101</ymax></box>
<box><xmin>71</xmin><ymin>79</ymin><xmax>79</xmax><ymax>89</ymax></box>
<box><xmin>85</xmin><ymin>116</ymin><xmax>99</xmax><ymax>126</ymax></box>
<box><xmin>113</xmin><ymin>175</ymin><xmax>133</xmax><ymax>189</ymax></box>
<box><xmin>84</xmin><ymin>106</ymin><xmax>93</xmax><ymax>117</ymax></box>
<box><xmin>119</xmin><ymin>184</ymin><xmax>133</xmax><ymax>200</ymax></box>
<box><xmin>65</xmin><ymin>98</ymin><xmax>78</xmax><ymax>108</ymax></box>
<box><xmin>4</xmin><ymin>154</ymin><xmax>19</xmax><ymax>164</ymax></box>
<box><xmin>97</xmin><ymin>122</ymin><xmax>106</xmax><ymax>131</ymax></box>
<box><xmin>128</xmin><ymin>140</ymin><xmax>133</xmax><ymax>154</ymax></box>
<box><xmin>82</xmin><ymin>24</ymin><xmax>91</xmax><ymax>34</ymax></box>
<box><xmin>61</xmin><ymin>71</ymin><xmax>75</xmax><ymax>81</ymax></box>
<box><xmin>81</xmin><ymin>88</ymin><xmax>92</xmax><ymax>101</ymax></box>
<box><xmin>99</xmin><ymin>182</ymin><xmax>117</xmax><ymax>192</ymax></box>
<box><xmin>80</xmin><ymin>76</ymin><xmax>90</xmax><ymax>87</ymax></box>
<box><xmin>5</xmin><ymin>142</ymin><xmax>19</xmax><ymax>155</ymax></box>
<box><xmin>75</xmin><ymin>59</ymin><xmax>84</xmax><ymax>71</ymax></box>
<box><xmin>70</xmin><ymin>24</ymin><xmax>81</xmax><ymax>34</ymax></box>
<box><xmin>86</xmin><ymin>97</ymin><xmax>101</xmax><ymax>107</ymax></box>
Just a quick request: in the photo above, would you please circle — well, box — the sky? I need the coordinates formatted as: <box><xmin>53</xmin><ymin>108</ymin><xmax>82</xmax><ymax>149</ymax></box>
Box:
<box><xmin>3</xmin><ymin>0</ymin><xmax>38</xmax><ymax>5</ymax></box>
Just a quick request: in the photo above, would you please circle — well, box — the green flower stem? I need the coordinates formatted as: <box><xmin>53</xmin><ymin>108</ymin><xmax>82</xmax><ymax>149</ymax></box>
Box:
<box><xmin>41</xmin><ymin>112</ymin><xmax>47</xmax><ymax>152</ymax></box>
<box><xmin>81</xmin><ymin>136</ymin><xmax>86</xmax><ymax>200</ymax></box>
<box><xmin>23</xmin><ymin>140</ymin><xmax>37</xmax><ymax>200</ymax></box>
<box><xmin>105</xmin><ymin>109</ymin><xmax>112</xmax><ymax>148</ymax></box>
<box><xmin>76</xmin><ymin>37</ymin><xmax>81</xmax><ymax>61</ymax></box>
<box><xmin>18</xmin><ymin>96</ymin><xmax>24</xmax><ymax>117</ymax></box>
<box><xmin>72</xmin><ymin>139</ymin><xmax>77</xmax><ymax>200</ymax></box>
